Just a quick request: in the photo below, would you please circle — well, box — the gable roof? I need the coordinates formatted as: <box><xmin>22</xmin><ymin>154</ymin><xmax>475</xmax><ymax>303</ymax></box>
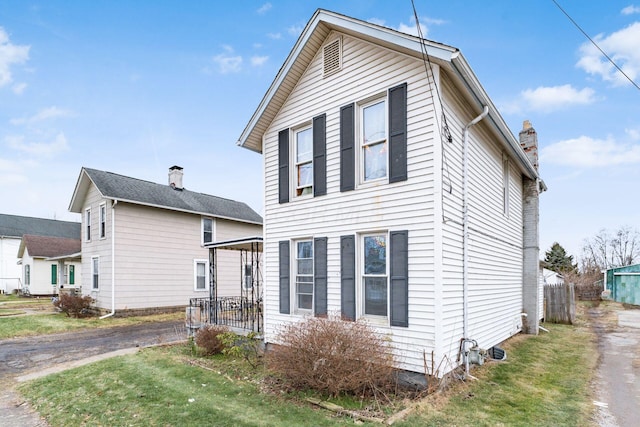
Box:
<box><xmin>0</xmin><ymin>214</ymin><xmax>81</xmax><ymax>239</ymax></box>
<box><xmin>237</xmin><ymin>8</ymin><xmax>541</xmax><ymax>181</ymax></box>
<box><xmin>18</xmin><ymin>234</ymin><xmax>81</xmax><ymax>259</ymax></box>
<box><xmin>68</xmin><ymin>168</ymin><xmax>263</xmax><ymax>225</ymax></box>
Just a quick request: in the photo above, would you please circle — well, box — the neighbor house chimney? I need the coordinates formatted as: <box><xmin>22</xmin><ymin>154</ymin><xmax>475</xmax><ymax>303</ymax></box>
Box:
<box><xmin>519</xmin><ymin>120</ymin><xmax>538</xmax><ymax>171</ymax></box>
<box><xmin>168</xmin><ymin>165</ymin><xmax>184</xmax><ymax>190</ymax></box>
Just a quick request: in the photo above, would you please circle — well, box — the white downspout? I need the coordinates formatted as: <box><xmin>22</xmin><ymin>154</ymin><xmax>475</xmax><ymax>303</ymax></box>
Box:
<box><xmin>100</xmin><ymin>199</ymin><xmax>117</xmax><ymax>319</ymax></box>
<box><xmin>462</xmin><ymin>105</ymin><xmax>489</xmax><ymax>377</ymax></box>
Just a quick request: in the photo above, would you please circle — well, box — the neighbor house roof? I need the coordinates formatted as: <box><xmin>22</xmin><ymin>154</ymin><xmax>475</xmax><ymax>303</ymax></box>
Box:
<box><xmin>18</xmin><ymin>234</ymin><xmax>81</xmax><ymax>259</ymax></box>
<box><xmin>0</xmin><ymin>214</ymin><xmax>81</xmax><ymax>239</ymax></box>
<box><xmin>68</xmin><ymin>168</ymin><xmax>263</xmax><ymax>225</ymax></box>
<box><xmin>237</xmin><ymin>8</ymin><xmax>541</xmax><ymax>181</ymax></box>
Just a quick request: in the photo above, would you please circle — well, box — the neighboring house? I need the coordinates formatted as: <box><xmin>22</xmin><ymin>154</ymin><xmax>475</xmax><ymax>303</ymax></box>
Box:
<box><xmin>236</xmin><ymin>10</ymin><xmax>545</xmax><ymax>376</ymax></box>
<box><xmin>542</xmin><ymin>268</ymin><xmax>564</xmax><ymax>286</ymax></box>
<box><xmin>0</xmin><ymin>214</ymin><xmax>81</xmax><ymax>294</ymax></box>
<box><xmin>68</xmin><ymin>166</ymin><xmax>263</xmax><ymax>315</ymax></box>
<box><xmin>604</xmin><ymin>264</ymin><xmax>640</xmax><ymax>305</ymax></box>
<box><xmin>17</xmin><ymin>234</ymin><xmax>81</xmax><ymax>296</ymax></box>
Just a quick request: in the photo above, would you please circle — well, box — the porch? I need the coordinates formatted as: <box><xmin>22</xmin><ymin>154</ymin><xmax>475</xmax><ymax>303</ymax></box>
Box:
<box><xmin>187</xmin><ymin>236</ymin><xmax>263</xmax><ymax>335</ymax></box>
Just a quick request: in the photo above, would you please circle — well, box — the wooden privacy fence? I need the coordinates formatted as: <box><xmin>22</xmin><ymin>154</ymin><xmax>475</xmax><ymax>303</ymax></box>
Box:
<box><xmin>544</xmin><ymin>283</ymin><xmax>575</xmax><ymax>324</ymax></box>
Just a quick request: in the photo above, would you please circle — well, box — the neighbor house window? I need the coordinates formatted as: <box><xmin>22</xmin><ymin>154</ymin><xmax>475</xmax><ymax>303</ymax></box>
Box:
<box><xmin>85</xmin><ymin>208</ymin><xmax>91</xmax><ymax>241</ymax></box>
<box><xmin>362</xmin><ymin>234</ymin><xmax>388</xmax><ymax>317</ymax></box>
<box><xmin>202</xmin><ymin>218</ymin><xmax>214</xmax><ymax>245</ymax></box>
<box><xmin>361</xmin><ymin>98</ymin><xmax>387</xmax><ymax>182</ymax></box>
<box><xmin>243</xmin><ymin>263</ymin><xmax>253</xmax><ymax>290</ymax></box>
<box><xmin>294</xmin><ymin>126</ymin><xmax>313</xmax><ymax>196</ymax></box>
<box><xmin>99</xmin><ymin>203</ymin><xmax>106</xmax><ymax>238</ymax></box>
<box><xmin>294</xmin><ymin>240</ymin><xmax>314</xmax><ymax>311</ymax></box>
<box><xmin>69</xmin><ymin>265</ymin><xmax>75</xmax><ymax>285</ymax></box>
<box><xmin>194</xmin><ymin>260</ymin><xmax>208</xmax><ymax>291</ymax></box>
<box><xmin>51</xmin><ymin>264</ymin><xmax>57</xmax><ymax>285</ymax></box>
<box><xmin>91</xmin><ymin>257</ymin><xmax>99</xmax><ymax>289</ymax></box>
<box><xmin>502</xmin><ymin>153</ymin><xmax>510</xmax><ymax>217</ymax></box>
<box><xmin>24</xmin><ymin>264</ymin><xmax>30</xmax><ymax>286</ymax></box>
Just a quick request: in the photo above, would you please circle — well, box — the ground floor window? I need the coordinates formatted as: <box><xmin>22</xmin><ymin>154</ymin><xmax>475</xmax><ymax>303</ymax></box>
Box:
<box><xmin>24</xmin><ymin>264</ymin><xmax>30</xmax><ymax>285</ymax></box>
<box><xmin>295</xmin><ymin>240</ymin><xmax>314</xmax><ymax>312</ymax></box>
<box><xmin>194</xmin><ymin>260</ymin><xmax>208</xmax><ymax>291</ymax></box>
<box><xmin>91</xmin><ymin>257</ymin><xmax>99</xmax><ymax>289</ymax></box>
<box><xmin>362</xmin><ymin>234</ymin><xmax>388</xmax><ymax>317</ymax></box>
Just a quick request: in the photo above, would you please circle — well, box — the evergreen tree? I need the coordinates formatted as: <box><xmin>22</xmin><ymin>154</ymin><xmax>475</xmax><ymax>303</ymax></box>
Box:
<box><xmin>544</xmin><ymin>242</ymin><xmax>577</xmax><ymax>273</ymax></box>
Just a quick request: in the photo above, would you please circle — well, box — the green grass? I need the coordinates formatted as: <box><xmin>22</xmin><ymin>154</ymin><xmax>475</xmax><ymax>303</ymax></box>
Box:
<box><xmin>0</xmin><ymin>310</ymin><xmax>183</xmax><ymax>339</ymax></box>
<box><xmin>16</xmin><ymin>308</ymin><xmax>599</xmax><ymax>426</ymax></box>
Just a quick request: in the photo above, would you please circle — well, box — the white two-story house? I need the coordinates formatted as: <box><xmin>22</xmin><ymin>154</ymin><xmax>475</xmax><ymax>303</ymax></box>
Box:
<box><xmin>236</xmin><ymin>10</ymin><xmax>544</xmax><ymax>376</ymax></box>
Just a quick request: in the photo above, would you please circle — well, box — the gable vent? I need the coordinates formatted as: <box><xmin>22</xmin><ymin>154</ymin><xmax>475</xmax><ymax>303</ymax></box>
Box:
<box><xmin>323</xmin><ymin>37</ymin><xmax>342</xmax><ymax>77</ymax></box>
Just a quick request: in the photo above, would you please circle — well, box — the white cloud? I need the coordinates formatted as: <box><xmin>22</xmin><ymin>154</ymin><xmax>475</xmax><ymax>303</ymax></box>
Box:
<box><xmin>0</xmin><ymin>26</ymin><xmax>30</xmax><ymax>88</ymax></box>
<box><xmin>257</xmin><ymin>3</ymin><xmax>272</xmax><ymax>15</ymax></box>
<box><xmin>621</xmin><ymin>5</ymin><xmax>640</xmax><ymax>15</ymax></box>
<box><xmin>0</xmin><ymin>157</ymin><xmax>28</xmax><ymax>185</ymax></box>
<box><xmin>250</xmin><ymin>55</ymin><xmax>268</xmax><ymax>67</ymax></box>
<box><xmin>10</xmin><ymin>106</ymin><xmax>73</xmax><ymax>125</ymax></box>
<box><xmin>397</xmin><ymin>20</ymin><xmax>428</xmax><ymax>37</ymax></box>
<box><xmin>576</xmin><ymin>22</ymin><xmax>640</xmax><ymax>86</ymax></box>
<box><xmin>5</xmin><ymin>132</ymin><xmax>70</xmax><ymax>156</ymax></box>
<box><xmin>540</xmin><ymin>135</ymin><xmax>640</xmax><ymax>167</ymax></box>
<box><xmin>625</xmin><ymin>127</ymin><xmax>640</xmax><ymax>140</ymax></box>
<box><xmin>520</xmin><ymin>84</ymin><xmax>596</xmax><ymax>112</ymax></box>
<box><xmin>212</xmin><ymin>46</ymin><xmax>242</xmax><ymax>74</ymax></box>
<box><xmin>287</xmin><ymin>24</ymin><xmax>303</xmax><ymax>37</ymax></box>
<box><xmin>12</xmin><ymin>82</ymin><xmax>26</xmax><ymax>94</ymax></box>
<box><xmin>267</xmin><ymin>32</ymin><xmax>281</xmax><ymax>40</ymax></box>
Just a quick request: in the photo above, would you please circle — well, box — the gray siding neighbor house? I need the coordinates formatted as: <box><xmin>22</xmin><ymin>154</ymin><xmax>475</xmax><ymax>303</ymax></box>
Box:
<box><xmin>68</xmin><ymin>166</ymin><xmax>262</xmax><ymax>315</ymax></box>
<box><xmin>236</xmin><ymin>9</ymin><xmax>545</xmax><ymax>376</ymax></box>
<box><xmin>0</xmin><ymin>214</ymin><xmax>81</xmax><ymax>294</ymax></box>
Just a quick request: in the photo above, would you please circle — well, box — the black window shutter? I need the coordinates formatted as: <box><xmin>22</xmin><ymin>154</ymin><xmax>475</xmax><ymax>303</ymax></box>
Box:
<box><xmin>314</xmin><ymin>237</ymin><xmax>328</xmax><ymax>316</ymax></box>
<box><xmin>340</xmin><ymin>235</ymin><xmax>356</xmax><ymax>321</ymax></box>
<box><xmin>278</xmin><ymin>129</ymin><xmax>290</xmax><ymax>203</ymax></box>
<box><xmin>313</xmin><ymin>114</ymin><xmax>327</xmax><ymax>197</ymax></box>
<box><xmin>340</xmin><ymin>104</ymin><xmax>355</xmax><ymax>192</ymax></box>
<box><xmin>390</xmin><ymin>230</ymin><xmax>409</xmax><ymax>327</ymax></box>
<box><xmin>279</xmin><ymin>241</ymin><xmax>290</xmax><ymax>314</ymax></box>
<box><xmin>388</xmin><ymin>83</ymin><xmax>408</xmax><ymax>183</ymax></box>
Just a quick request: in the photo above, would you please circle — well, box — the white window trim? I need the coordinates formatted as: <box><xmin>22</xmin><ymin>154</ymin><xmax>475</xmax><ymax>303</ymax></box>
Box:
<box><xmin>201</xmin><ymin>217</ymin><xmax>216</xmax><ymax>246</ymax></box>
<box><xmin>358</xmin><ymin>231</ymin><xmax>389</xmax><ymax>323</ymax></box>
<box><xmin>194</xmin><ymin>259</ymin><xmax>209</xmax><ymax>292</ymax></box>
<box><xmin>91</xmin><ymin>256</ymin><xmax>99</xmax><ymax>290</ymax></box>
<box><xmin>502</xmin><ymin>153</ymin><xmax>510</xmax><ymax>218</ymax></box>
<box><xmin>358</xmin><ymin>96</ymin><xmax>388</xmax><ymax>186</ymax></box>
<box><xmin>99</xmin><ymin>202</ymin><xmax>107</xmax><ymax>239</ymax></box>
<box><xmin>85</xmin><ymin>208</ymin><xmax>92</xmax><ymax>242</ymax></box>
<box><xmin>293</xmin><ymin>239</ymin><xmax>314</xmax><ymax>314</ymax></box>
<box><xmin>292</xmin><ymin>123</ymin><xmax>313</xmax><ymax>199</ymax></box>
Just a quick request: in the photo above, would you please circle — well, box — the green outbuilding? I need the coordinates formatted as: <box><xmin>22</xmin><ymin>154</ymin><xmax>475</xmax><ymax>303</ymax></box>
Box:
<box><xmin>605</xmin><ymin>264</ymin><xmax>640</xmax><ymax>306</ymax></box>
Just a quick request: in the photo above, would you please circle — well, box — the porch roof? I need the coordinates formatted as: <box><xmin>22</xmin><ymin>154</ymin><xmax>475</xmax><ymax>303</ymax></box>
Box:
<box><xmin>204</xmin><ymin>236</ymin><xmax>263</xmax><ymax>252</ymax></box>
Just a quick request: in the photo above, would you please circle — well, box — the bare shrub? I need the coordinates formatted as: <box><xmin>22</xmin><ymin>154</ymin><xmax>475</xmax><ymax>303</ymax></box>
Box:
<box><xmin>53</xmin><ymin>294</ymin><xmax>94</xmax><ymax>318</ymax></box>
<box><xmin>195</xmin><ymin>325</ymin><xmax>229</xmax><ymax>356</ymax></box>
<box><xmin>266</xmin><ymin>316</ymin><xmax>396</xmax><ymax>397</ymax></box>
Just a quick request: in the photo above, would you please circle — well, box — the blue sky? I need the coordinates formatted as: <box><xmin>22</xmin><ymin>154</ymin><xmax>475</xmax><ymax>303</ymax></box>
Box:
<box><xmin>1</xmin><ymin>1</ymin><xmax>638</xmax><ymax>262</ymax></box>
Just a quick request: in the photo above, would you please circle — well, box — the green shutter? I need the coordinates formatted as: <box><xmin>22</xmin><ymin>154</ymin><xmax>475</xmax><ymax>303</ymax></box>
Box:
<box><xmin>389</xmin><ymin>83</ymin><xmax>408</xmax><ymax>183</ymax></box>
<box><xmin>390</xmin><ymin>230</ymin><xmax>409</xmax><ymax>327</ymax></box>
<box><xmin>69</xmin><ymin>265</ymin><xmax>75</xmax><ymax>285</ymax></box>
<box><xmin>51</xmin><ymin>264</ymin><xmax>57</xmax><ymax>285</ymax></box>
<box><xmin>340</xmin><ymin>235</ymin><xmax>356</xmax><ymax>321</ymax></box>
<box><xmin>279</xmin><ymin>241</ymin><xmax>290</xmax><ymax>314</ymax></box>
<box><xmin>314</xmin><ymin>237</ymin><xmax>328</xmax><ymax>316</ymax></box>
<box><xmin>340</xmin><ymin>103</ymin><xmax>355</xmax><ymax>192</ymax></box>
<box><xmin>278</xmin><ymin>129</ymin><xmax>290</xmax><ymax>204</ymax></box>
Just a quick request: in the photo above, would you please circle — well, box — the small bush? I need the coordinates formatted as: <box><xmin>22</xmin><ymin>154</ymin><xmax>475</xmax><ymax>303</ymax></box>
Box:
<box><xmin>266</xmin><ymin>316</ymin><xmax>396</xmax><ymax>397</ymax></box>
<box><xmin>195</xmin><ymin>325</ymin><xmax>229</xmax><ymax>356</ymax></box>
<box><xmin>53</xmin><ymin>294</ymin><xmax>94</xmax><ymax>318</ymax></box>
<box><xmin>219</xmin><ymin>331</ymin><xmax>263</xmax><ymax>369</ymax></box>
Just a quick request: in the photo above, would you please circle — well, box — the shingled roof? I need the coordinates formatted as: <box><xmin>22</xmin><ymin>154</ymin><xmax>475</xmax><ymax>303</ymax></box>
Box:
<box><xmin>18</xmin><ymin>234</ymin><xmax>81</xmax><ymax>258</ymax></box>
<box><xmin>69</xmin><ymin>168</ymin><xmax>262</xmax><ymax>224</ymax></box>
<box><xmin>0</xmin><ymin>214</ymin><xmax>81</xmax><ymax>239</ymax></box>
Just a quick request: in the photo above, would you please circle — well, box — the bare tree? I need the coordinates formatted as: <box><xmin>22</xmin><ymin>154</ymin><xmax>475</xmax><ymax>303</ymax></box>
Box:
<box><xmin>581</xmin><ymin>226</ymin><xmax>640</xmax><ymax>271</ymax></box>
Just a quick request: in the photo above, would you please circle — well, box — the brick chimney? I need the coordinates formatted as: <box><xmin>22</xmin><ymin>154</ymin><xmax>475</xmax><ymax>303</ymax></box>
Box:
<box><xmin>168</xmin><ymin>165</ymin><xmax>184</xmax><ymax>190</ymax></box>
<box><xmin>519</xmin><ymin>120</ymin><xmax>538</xmax><ymax>171</ymax></box>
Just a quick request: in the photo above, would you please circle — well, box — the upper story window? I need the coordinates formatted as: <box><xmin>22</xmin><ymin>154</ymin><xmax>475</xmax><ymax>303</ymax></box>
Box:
<box><xmin>361</xmin><ymin>98</ymin><xmax>388</xmax><ymax>182</ymax></box>
<box><xmin>362</xmin><ymin>234</ymin><xmax>388</xmax><ymax>317</ymax></box>
<box><xmin>85</xmin><ymin>208</ymin><xmax>91</xmax><ymax>242</ymax></box>
<box><xmin>294</xmin><ymin>240</ymin><xmax>314</xmax><ymax>312</ymax></box>
<box><xmin>202</xmin><ymin>218</ymin><xmax>214</xmax><ymax>245</ymax></box>
<box><xmin>294</xmin><ymin>126</ymin><xmax>313</xmax><ymax>196</ymax></box>
<box><xmin>99</xmin><ymin>203</ymin><xmax>106</xmax><ymax>239</ymax></box>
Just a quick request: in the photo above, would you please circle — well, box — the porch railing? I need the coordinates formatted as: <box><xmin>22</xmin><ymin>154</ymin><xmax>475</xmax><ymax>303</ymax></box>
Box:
<box><xmin>187</xmin><ymin>296</ymin><xmax>262</xmax><ymax>334</ymax></box>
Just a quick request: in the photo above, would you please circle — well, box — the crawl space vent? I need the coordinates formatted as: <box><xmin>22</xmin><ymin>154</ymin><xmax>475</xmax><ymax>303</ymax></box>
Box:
<box><xmin>323</xmin><ymin>38</ymin><xmax>342</xmax><ymax>77</ymax></box>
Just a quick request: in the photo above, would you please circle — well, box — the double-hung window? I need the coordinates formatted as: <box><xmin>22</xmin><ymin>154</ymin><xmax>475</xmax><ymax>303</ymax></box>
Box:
<box><xmin>24</xmin><ymin>264</ymin><xmax>30</xmax><ymax>286</ymax></box>
<box><xmin>85</xmin><ymin>208</ymin><xmax>91</xmax><ymax>242</ymax></box>
<box><xmin>99</xmin><ymin>203</ymin><xmax>106</xmax><ymax>238</ymax></box>
<box><xmin>295</xmin><ymin>240</ymin><xmax>314</xmax><ymax>311</ymax></box>
<box><xmin>362</xmin><ymin>234</ymin><xmax>388</xmax><ymax>317</ymax></box>
<box><xmin>91</xmin><ymin>257</ymin><xmax>99</xmax><ymax>290</ymax></box>
<box><xmin>361</xmin><ymin>99</ymin><xmax>387</xmax><ymax>182</ymax></box>
<box><xmin>202</xmin><ymin>218</ymin><xmax>213</xmax><ymax>245</ymax></box>
<box><xmin>294</xmin><ymin>126</ymin><xmax>313</xmax><ymax>196</ymax></box>
<box><xmin>194</xmin><ymin>260</ymin><xmax>208</xmax><ymax>291</ymax></box>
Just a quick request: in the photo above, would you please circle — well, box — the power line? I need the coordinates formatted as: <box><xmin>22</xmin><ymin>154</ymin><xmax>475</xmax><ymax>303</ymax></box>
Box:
<box><xmin>551</xmin><ymin>0</ymin><xmax>640</xmax><ymax>91</ymax></box>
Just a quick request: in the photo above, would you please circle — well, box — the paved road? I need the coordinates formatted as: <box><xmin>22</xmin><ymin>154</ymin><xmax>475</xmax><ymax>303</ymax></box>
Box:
<box><xmin>0</xmin><ymin>320</ymin><xmax>185</xmax><ymax>427</ymax></box>
<box><xmin>592</xmin><ymin>306</ymin><xmax>640</xmax><ymax>427</ymax></box>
